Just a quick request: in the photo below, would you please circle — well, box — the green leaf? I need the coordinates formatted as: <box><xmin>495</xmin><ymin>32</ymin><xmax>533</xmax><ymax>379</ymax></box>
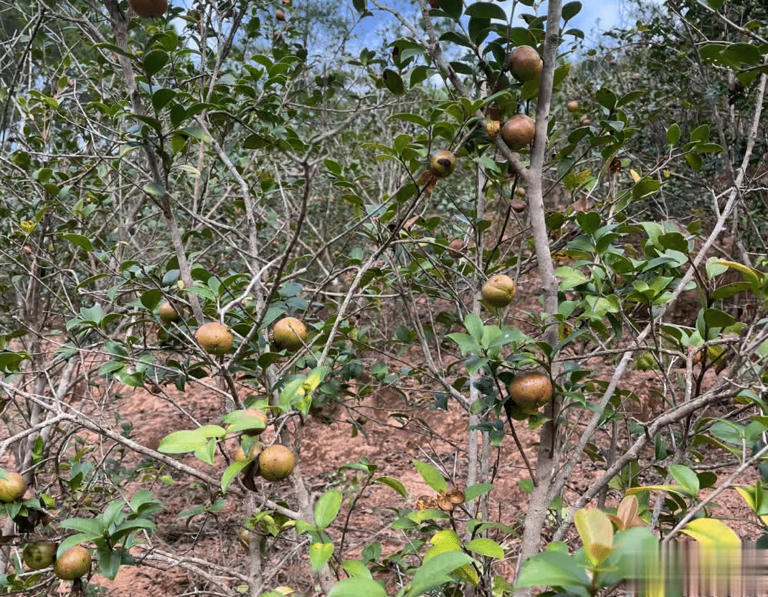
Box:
<box><xmin>466</xmin><ymin>538</ymin><xmax>504</xmax><ymax>559</ymax></box>
<box><xmin>574</xmin><ymin>508</ymin><xmax>613</xmax><ymax>566</ymax></box>
<box><xmin>314</xmin><ymin>490</ymin><xmax>343</xmax><ymax>530</ymax></box>
<box><xmin>465</xmin><ymin>2</ymin><xmax>507</xmax><ymax>20</ymax></box>
<box><xmin>666</xmin><ymin>123</ymin><xmax>680</xmax><ymax>146</ymax></box>
<box><xmin>157</xmin><ymin>430</ymin><xmax>207</xmax><ymax>454</ymax></box>
<box><xmin>309</xmin><ymin>542</ymin><xmax>334</xmax><ymax>571</ymax></box>
<box><xmin>703</xmin><ymin>308</ymin><xmax>737</xmax><ymax>329</ymax></box>
<box><xmin>406</xmin><ymin>551</ymin><xmax>476</xmax><ymax>596</ymax></box>
<box><xmin>438</xmin><ymin>0</ymin><xmax>462</xmax><ymax>19</ymax></box>
<box><xmin>464</xmin><ymin>313</ymin><xmax>483</xmax><ymax>340</ymax></box>
<box><xmin>328</xmin><ymin>578</ymin><xmax>387</xmax><ymax>597</ymax></box>
<box><xmin>382</xmin><ymin>69</ymin><xmax>405</xmax><ymax>95</ymax></box>
<box><xmin>59</xmin><ymin>517</ymin><xmax>104</xmax><ymax>537</ymax></box>
<box><xmin>515</xmin><ymin>550</ymin><xmax>590</xmax><ymax>589</ymax></box>
<box><xmin>221</xmin><ymin>459</ymin><xmax>251</xmax><ymax>493</ymax></box>
<box><xmin>413</xmin><ymin>460</ymin><xmax>447</xmax><ymax>493</ymax></box>
<box><xmin>375</xmin><ymin>476</ymin><xmax>407</xmax><ymax>498</ymax></box>
<box><xmin>668</xmin><ymin>465</ymin><xmax>700</xmax><ymax>496</ymax></box>
<box><xmin>562</xmin><ymin>1</ymin><xmax>582</xmax><ymax>21</ymax></box>
<box><xmin>341</xmin><ymin>559</ymin><xmax>373</xmax><ymax>579</ymax></box>
<box><xmin>143</xmin><ymin>49</ymin><xmax>169</xmax><ymax>77</ymax></box>
<box><xmin>61</xmin><ymin>233</ymin><xmax>94</xmax><ymax>252</ymax></box>
<box><xmin>632</xmin><ymin>178</ymin><xmax>661</xmax><ymax>200</ymax></box>
<box><xmin>464</xmin><ymin>483</ymin><xmax>492</xmax><ymax>501</ymax></box>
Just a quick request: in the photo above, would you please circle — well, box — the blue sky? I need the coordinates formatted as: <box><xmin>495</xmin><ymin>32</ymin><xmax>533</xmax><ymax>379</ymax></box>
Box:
<box><xmin>351</xmin><ymin>0</ymin><xmax>656</xmax><ymax>49</ymax></box>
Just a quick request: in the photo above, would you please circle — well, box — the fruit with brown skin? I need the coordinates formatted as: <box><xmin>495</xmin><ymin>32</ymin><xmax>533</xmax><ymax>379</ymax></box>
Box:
<box><xmin>196</xmin><ymin>322</ymin><xmax>234</xmax><ymax>354</ymax></box>
<box><xmin>275</xmin><ymin>9</ymin><xmax>285</xmax><ymax>20</ymax></box>
<box><xmin>501</xmin><ymin>115</ymin><xmax>535</xmax><ymax>150</ymax></box>
<box><xmin>429</xmin><ymin>151</ymin><xmax>456</xmax><ymax>177</ymax></box>
<box><xmin>580</xmin><ymin>116</ymin><xmax>591</xmax><ymax>126</ymax></box>
<box><xmin>129</xmin><ymin>0</ymin><xmax>167</xmax><ymax>17</ymax></box>
<box><xmin>259</xmin><ymin>445</ymin><xmax>296</xmax><ymax>481</ymax></box>
<box><xmin>508</xmin><ymin>372</ymin><xmax>553</xmax><ymax>413</ymax></box>
<box><xmin>486</xmin><ymin>120</ymin><xmax>501</xmax><ymax>142</ymax></box>
<box><xmin>448</xmin><ymin>238</ymin><xmax>465</xmax><ymax>257</ymax></box>
<box><xmin>481</xmin><ymin>274</ymin><xmax>516</xmax><ymax>308</ymax></box>
<box><xmin>429</xmin><ymin>0</ymin><xmax>439</xmax><ymax>7</ymax></box>
<box><xmin>158</xmin><ymin>301</ymin><xmax>179</xmax><ymax>323</ymax></box>
<box><xmin>22</xmin><ymin>542</ymin><xmax>57</xmax><ymax>571</ymax></box>
<box><xmin>53</xmin><ymin>546</ymin><xmax>91</xmax><ymax>580</ymax></box>
<box><xmin>0</xmin><ymin>472</ymin><xmax>26</xmax><ymax>503</ymax></box>
<box><xmin>510</xmin><ymin>199</ymin><xmax>527</xmax><ymax>213</ymax></box>
<box><xmin>506</xmin><ymin>45</ymin><xmax>542</xmax><ymax>81</ymax></box>
<box><xmin>514</xmin><ymin>187</ymin><xmax>526</xmax><ymax>198</ymax></box>
<box><xmin>567</xmin><ymin>100</ymin><xmax>580</xmax><ymax>113</ymax></box>
<box><xmin>273</xmin><ymin>317</ymin><xmax>307</xmax><ymax>351</ymax></box>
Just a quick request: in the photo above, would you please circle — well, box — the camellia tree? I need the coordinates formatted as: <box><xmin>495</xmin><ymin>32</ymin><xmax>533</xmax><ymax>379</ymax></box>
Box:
<box><xmin>1</xmin><ymin>0</ymin><xmax>768</xmax><ymax>595</ymax></box>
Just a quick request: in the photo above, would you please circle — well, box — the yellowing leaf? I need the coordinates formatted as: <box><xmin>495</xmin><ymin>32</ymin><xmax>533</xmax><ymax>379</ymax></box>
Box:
<box><xmin>629</xmin><ymin>169</ymin><xmax>641</xmax><ymax>183</ymax></box>
<box><xmin>574</xmin><ymin>508</ymin><xmax>614</xmax><ymax>566</ymax></box>
<box><xmin>424</xmin><ymin>530</ymin><xmax>478</xmax><ymax>586</ymax></box>
<box><xmin>680</xmin><ymin>518</ymin><xmax>741</xmax><ymax>547</ymax></box>
<box><xmin>617</xmin><ymin>496</ymin><xmax>639</xmax><ymax>527</ymax></box>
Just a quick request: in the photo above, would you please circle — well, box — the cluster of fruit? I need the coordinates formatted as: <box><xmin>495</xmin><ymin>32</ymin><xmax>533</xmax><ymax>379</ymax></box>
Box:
<box><xmin>0</xmin><ymin>474</ymin><xmax>91</xmax><ymax>580</ymax></box>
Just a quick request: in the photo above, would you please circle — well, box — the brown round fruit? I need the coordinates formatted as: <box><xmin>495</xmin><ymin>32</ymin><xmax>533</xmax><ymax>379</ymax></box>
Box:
<box><xmin>501</xmin><ymin>115</ymin><xmax>535</xmax><ymax>150</ymax></box>
<box><xmin>429</xmin><ymin>150</ymin><xmax>456</xmax><ymax>178</ymax></box>
<box><xmin>196</xmin><ymin>322</ymin><xmax>234</xmax><ymax>355</ymax></box>
<box><xmin>514</xmin><ymin>187</ymin><xmax>526</xmax><ymax>198</ymax></box>
<box><xmin>259</xmin><ymin>445</ymin><xmax>296</xmax><ymax>482</ymax></box>
<box><xmin>273</xmin><ymin>317</ymin><xmax>308</xmax><ymax>351</ymax></box>
<box><xmin>0</xmin><ymin>472</ymin><xmax>26</xmax><ymax>503</ymax></box>
<box><xmin>22</xmin><ymin>542</ymin><xmax>57</xmax><ymax>571</ymax></box>
<box><xmin>486</xmin><ymin>120</ymin><xmax>501</xmax><ymax>142</ymax></box>
<box><xmin>129</xmin><ymin>0</ymin><xmax>167</xmax><ymax>17</ymax></box>
<box><xmin>567</xmin><ymin>100</ymin><xmax>580</xmax><ymax>113</ymax></box>
<box><xmin>275</xmin><ymin>9</ymin><xmax>285</xmax><ymax>20</ymax></box>
<box><xmin>429</xmin><ymin>0</ymin><xmax>439</xmax><ymax>8</ymax></box>
<box><xmin>481</xmin><ymin>274</ymin><xmax>516</xmax><ymax>308</ymax></box>
<box><xmin>506</xmin><ymin>45</ymin><xmax>543</xmax><ymax>81</ymax></box>
<box><xmin>508</xmin><ymin>372</ymin><xmax>553</xmax><ymax>413</ymax></box>
<box><xmin>510</xmin><ymin>198</ymin><xmax>527</xmax><ymax>213</ymax></box>
<box><xmin>158</xmin><ymin>301</ymin><xmax>179</xmax><ymax>323</ymax></box>
<box><xmin>580</xmin><ymin>116</ymin><xmax>591</xmax><ymax>126</ymax></box>
<box><xmin>448</xmin><ymin>238</ymin><xmax>465</xmax><ymax>257</ymax></box>
<box><xmin>53</xmin><ymin>546</ymin><xmax>91</xmax><ymax>581</ymax></box>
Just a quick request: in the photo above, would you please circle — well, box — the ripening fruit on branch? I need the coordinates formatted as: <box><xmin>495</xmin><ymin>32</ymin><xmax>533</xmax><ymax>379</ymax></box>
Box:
<box><xmin>501</xmin><ymin>115</ymin><xmax>535</xmax><ymax>150</ymax></box>
<box><xmin>514</xmin><ymin>187</ymin><xmax>526</xmax><ymax>198</ymax></box>
<box><xmin>486</xmin><ymin>120</ymin><xmax>501</xmax><ymax>142</ymax></box>
<box><xmin>196</xmin><ymin>322</ymin><xmax>234</xmax><ymax>355</ymax></box>
<box><xmin>567</xmin><ymin>100</ymin><xmax>580</xmax><ymax>114</ymax></box>
<box><xmin>481</xmin><ymin>274</ymin><xmax>516</xmax><ymax>308</ymax></box>
<box><xmin>22</xmin><ymin>542</ymin><xmax>57</xmax><ymax>571</ymax></box>
<box><xmin>273</xmin><ymin>317</ymin><xmax>308</xmax><ymax>351</ymax></box>
<box><xmin>448</xmin><ymin>238</ymin><xmax>465</xmax><ymax>257</ymax></box>
<box><xmin>234</xmin><ymin>442</ymin><xmax>262</xmax><ymax>462</ymax></box>
<box><xmin>428</xmin><ymin>151</ymin><xmax>456</xmax><ymax>178</ymax></box>
<box><xmin>53</xmin><ymin>546</ymin><xmax>91</xmax><ymax>580</ymax></box>
<box><xmin>580</xmin><ymin>116</ymin><xmax>591</xmax><ymax>126</ymax></box>
<box><xmin>259</xmin><ymin>445</ymin><xmax>296</xmax><ymax>481</ymax></box>
<box><xmin>508</xmin><ymin>372</ymin><xmax>553</xmax><ymax>413</ymax></box>
<box><xmin>275</xmin><ymin>9</ymin><xmax>285</xmax><ymax>20</ymax></box>
<box><xmin>129</xmin><ymin>0</ymin><xmax>167</xmax><ymax>17</ymax></box>
<box><xmin>158</xmin><ymin>301</ymin><xmax>179</xmax><ymax>323</ymax></box>
<box><xmin>505</xmin><ymin>45</ymin><xmax>543</xmax><ymax>81</ymax></box>
<box><xmin>429</xmin><ymin>0</ymin><xmax>439</xmax><ymax>8</ymax></box>
<box><xmin>510</xmin><ymin>198</ymin><xmax>527</xmax><ymax>213</ymax></box>
<box><xmin>0</xmin><ymin>472</ymin><xmax>26</xmax><ymax>503</ymax></box>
